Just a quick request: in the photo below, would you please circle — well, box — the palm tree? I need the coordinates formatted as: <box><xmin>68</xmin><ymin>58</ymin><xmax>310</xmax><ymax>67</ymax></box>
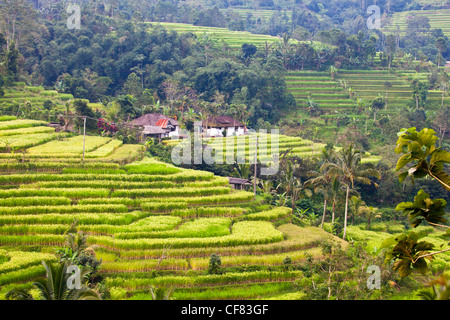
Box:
<box><xmin>357</xmin><ymin>206</ymin><xmax>381</xmax><ymax>229</ymax></box>
<box><xmin>33</xmin><ymin>261</ymin><xmax>101</xmax><ymax>300</ymax></box>
<box><xmin>322</xmin><ymin>145</ymin><xmax>380</xmax><ymax>239</ymax></box>
<box><xmin>276</xmin><ymin>161</ymin><xmax>311</xmax><ymax>214</ymax></box>
<box><xmin>149</xmin><ymin>286</ymin><xmax>175</xmax><ymax>300</ymax></box>
<box><xmin>350</xmin><ymin>195</ymin><xmax>365</xmax><ymax>225</ymax></box>
<box><xmin>305</xmin><ymin>163</ymin><xmax>334</xmax><ymax>228</ymax></box>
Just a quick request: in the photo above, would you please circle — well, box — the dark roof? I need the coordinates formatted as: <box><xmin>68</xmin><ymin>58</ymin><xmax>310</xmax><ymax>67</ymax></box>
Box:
<box><xmin>227</xmin><ymin>177</ymin><xmax>251</xmax><ymax>185</ymax></box>
<box><xmin>202</xmin><ymin>116</ymin><xmax>244</xmax><ymax>128</ymax></box>
<box><xmin>130</xmin><ymin>113</ymin><xmax>179</xmax><ymax>127</ymax></box>
<box><xmin>142</xmin><ymin>125</ymin><xmax>166</xmax><ymax>135</ymax></box>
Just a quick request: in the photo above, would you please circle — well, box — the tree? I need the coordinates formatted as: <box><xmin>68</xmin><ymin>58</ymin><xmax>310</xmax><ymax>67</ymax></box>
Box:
<box><xmin>74</xmin><ymin>99</ymin><xmax>97</xmax><ymax>130</ymax></box>
<box><xmin>410</xmin><ymin>77</ymin><xmax>428</xmax><ymax>110</ymax></box>
<box><xmin>148</xmin><ymin>286</ymin><xmax>175</xmax><ymax>300</ymax></box>
<box><xmin>358</xmin><ymin>206</ymin><xmax>381</xmax><ymax>229</ymax></box>
<box><xmin>432</xmin><ymin>106</ymin><xmax>449</xmax><ymax>145</ymax></box>
<box><xmin>276</xmin><ymin>160</ymin><xmax>311</xmax><ymax>214</ymax></box>
<box><xmin>384</xmin><ymin>81</ymin><xmax>392</xmax><ymax>110</ymax></box>
<box><xmin>0</xmin><ymin>0</ymin><xmax>37</xmax><ymax>50</ymax></box>
<box><xmin>33</xmin><ymin>261</ymin><xmax>101</xmax><ymax>300</ymax></box>
<box><xmin>382</xmin><ymin>127</ymin><xmax>450</xmax><ymax>282</ymax></box>
<box><xmin>5</xmin><ymin>41</ymin><xmax>19</xmax><ymax>80</ymax></box>
<box><xmin>395</xmin><ymin>127</ymin><xmax>450</xmax><ymax>191</ymax></box>
<box><xmin>435</xmin><ymin>37</ymin><xmax>447</xmax><ymax>68</ymax></box>
<box><xmin>439</xmin><ymin>72</ymin><xmax>449</xmax><ymax>108</ymax></box>
<box><xmin>323</xmin><ymin>145</ymin><xmax>380</xmax><ymax>239</ymax></box>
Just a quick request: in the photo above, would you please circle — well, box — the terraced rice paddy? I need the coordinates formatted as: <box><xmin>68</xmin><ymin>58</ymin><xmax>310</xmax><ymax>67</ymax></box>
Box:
<box><xmin>0</xmin><ymin>154</ymin><xmax>348</xmax><ymax>299</ymax></box>
<box><xmin>0</xmin><ymin>116</ymin><xmax>355</xmax><ymax>300</ymax></box>
<box><xmin>222</xmin><ymin>8</ymin><xmax>292</xmax><ymax>22</ymax></box>
<box><xmin>168</xmin><ymin>132</ymin><xmax>381</xmax><ymax>164</ymax></box>
<box><xmin>285</xmin><ymin>71</ymin><xmax>355</xmax><ymax>112</ymax></box>
<box><xmin>336</xmin><ymin>69</ymin><xmax>450</xmax><ymax>112</ymax></box>
<box><xmin>383</xmin><ymin>9</ymin><xmax>450</xmax><ymax>38</ymax></box>
<box><xmin>147</xmin><ymin>22</ymin><xmax>329</xmax><ymax>50</ymax></box>
<box><xmin>0</xmin><ymin>84</ymin><xmax>105</xmax><ymax>116</ymax></box>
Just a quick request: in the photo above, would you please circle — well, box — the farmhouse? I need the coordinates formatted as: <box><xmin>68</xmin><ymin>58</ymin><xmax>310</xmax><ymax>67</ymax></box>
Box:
<box><xmin>202</xmin><ymin>115</ymin><xmax>246</xmax><ymax>137</ymax></box>
<box><xmin>129</xmin><ymin>113</ymin><xmax>180</xmax><ymax>139</ymax></box>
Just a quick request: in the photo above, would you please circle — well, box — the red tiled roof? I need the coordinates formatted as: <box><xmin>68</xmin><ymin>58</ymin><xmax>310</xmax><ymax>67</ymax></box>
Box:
<box><xmin>156</xmin><ymin>119</ymin><xmax>169</xmax><ymax>128</ymax></box>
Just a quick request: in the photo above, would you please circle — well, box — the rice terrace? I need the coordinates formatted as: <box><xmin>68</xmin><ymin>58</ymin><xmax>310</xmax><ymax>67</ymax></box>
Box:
<box><xmin>0</xmin><ymin>0</ymin><xmax>449</xmax><ymax>310</ymax></box>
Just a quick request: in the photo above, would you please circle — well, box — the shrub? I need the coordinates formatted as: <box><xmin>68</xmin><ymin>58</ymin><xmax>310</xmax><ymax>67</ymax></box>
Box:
<box><xmin>208</xmin><ymin>253</ymin><xmax>222</xmax><ymax>275</ymax></box>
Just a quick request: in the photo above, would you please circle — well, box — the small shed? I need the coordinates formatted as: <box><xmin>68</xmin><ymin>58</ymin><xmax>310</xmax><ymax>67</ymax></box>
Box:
<box><xmin>142</xmin><ymin>125</ymin><xmax>166</xmax><ymax>141</ymax></box>
<box><xmin>227</xmin><ymin>177</ymin><xmax>251</xmax><ymax>190</ymax></box>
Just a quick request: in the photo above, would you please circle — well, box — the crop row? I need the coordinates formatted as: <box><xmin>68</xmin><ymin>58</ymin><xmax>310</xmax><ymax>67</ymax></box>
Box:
<box><xmin>0</xmin><ymin>170</ymin><xmax>214</xmax><ymax>184</ymax></box>
<box><xmin>104</xmin><ymin>224</ymin><xmax>324</xmax><ymax>259</ymax></box>
<box><xmin>87</xmin><ymin>221</ymin><xmax>283</xmax><ymax>249</ymax></box>
<box><xmin>0</xmin><ymin>204</ymin><xmax>128</xmax><ymax>215</ymax></box>
<box><xmin>85</xmin><ymin>139</ymin><xmax>123</xmax><ymax>158</ymax></box>
<box><xmin>0</xmin><ymin>161</ymin><xmax>120</xmax><ymax>172</ymax></box>
<box><xmin>113</xmin><ymin>217</ymin><xmax>232</xmax><ymax>239</ymax></box>
<box><xmin>111</xmin><ymin>186</ymin><xmax>231</xmax><ymax>199</ymax></box>
<box><xmin>0</xmin><ymin>265</ymin><xmax>47</xmax><ymax>286</ymax></box>
<box><xmin>140</xmin><ymin>191</ymin><xmax>254</xmax><ymax>205</ymax></box>
<box><xmin>171</xmin><ymin>207</ymin><xmax>245</xmax><ymax>218</ymax></box>
<box><xmin>19</xmin><ymin>176</ymin><xmax>229</xmax><ymax>190</ymax></box>
<box><xmin>27</xmin><ymin>135</ymin><xmax>112</xmax><ymax>155</ymax></box>
<box><xmin>0</xmin><ymin>126</ymin><xmax>55</xmax><ymax>137</ymax></box>
<box><xmin>124</xmin><ymin>158</ymin><xmax>180</xmax><ymax>175</ymax></box>
<box><xmin>0</xmin><ymin>211</ymin><xmax>151</xmax><ymax>227</ymax></box>
<box><xmin>0</xmin><ymin>188</ymin><xmax>110</xmax><ymax>198</ymax></box>
<box><xmin>105</xmin><ymin>270</ymin><xmax>303</xmax><ymax>288</ymax></box>
<box><xmin>0</xmin><ymin>132</ymin><xmax>66</xmax><ymax>151</ymax></box>
<box><xmin>0</xmin><ymin>119</ymin><xmax>46</xmax><ymax>131</ymax></box>
<box><xmin>0</xmin><ymin>249</ymin><xmax>56</xmax><ymax>274</ymax></box>
<box><xmin>0</xmin><ymin>196</ymin><xmax>71</xmax><ymax>206</ymax></box>
<box><xmin>244</xmin><ymin>207</ymin><xmax>292</xmax><ymax>221</ymax></box>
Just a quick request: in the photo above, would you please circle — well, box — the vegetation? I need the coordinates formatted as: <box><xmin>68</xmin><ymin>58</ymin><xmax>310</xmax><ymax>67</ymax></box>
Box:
<box><xmin>0</xmin><ymin>0</ymin><xmax>449</xmax><ymax>303</ymax></box>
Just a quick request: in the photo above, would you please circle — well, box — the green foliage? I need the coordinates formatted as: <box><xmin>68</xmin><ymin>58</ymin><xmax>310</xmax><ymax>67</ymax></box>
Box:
<box><xmin>382</xmin><ymin>231</ymin><xmax>435</xmax><ymax>278</ymax></box>
<box><xmin>395</xmin><ymin>127</ymin><xmax>450</xmax><ymax>191</ymax></box>
<box><xmin>207</xmin><ymin>253</ymin><xmax>222</xmax><ymax>275</ymax></box>
<box><xmin>396</xmin><ymin>189</ymin><xmax>447</xmax><ymax>228</ymax></box>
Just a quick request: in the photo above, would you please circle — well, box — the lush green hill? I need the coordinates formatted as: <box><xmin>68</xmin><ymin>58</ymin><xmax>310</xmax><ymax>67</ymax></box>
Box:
<box><xmin>0</xmin><ymin>117</ymin><xmax>353</xmax><ymax>300</ymax></box>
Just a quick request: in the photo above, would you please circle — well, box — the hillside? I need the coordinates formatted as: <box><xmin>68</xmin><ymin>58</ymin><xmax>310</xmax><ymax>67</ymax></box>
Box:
<box><xmin>0</xmin><ymin>116</ymin><xmax>352</xmax><ymax>300</ymax></box>
<box><xmin>383</xmin><ymin>9</ymin><xmax>450</xmax><ymax>38</ymax></box>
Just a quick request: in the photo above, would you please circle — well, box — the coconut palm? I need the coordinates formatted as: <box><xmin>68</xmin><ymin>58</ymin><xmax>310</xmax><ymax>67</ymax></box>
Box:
<box><xmin>357</xmin><ymin>206</ymin><xmax>381</xmax><ymax>229</ymax></box>
<box><xmin>33</xmin><ymin>261</ymin><xmax>101</xmax><ymax>300</ymax></box>
<box><xmin>276</xmin><ymin>161</ymin><xmax>311</xmax><ymax>214</ymax></box>
<box><xmin>322</xmin><ymin>145</ymin><xmax>380</xmax><ymax>239</ymax></box>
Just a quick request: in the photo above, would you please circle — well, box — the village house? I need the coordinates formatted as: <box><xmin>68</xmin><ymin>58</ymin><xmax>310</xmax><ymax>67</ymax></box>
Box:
<box><xmin>129</xmin><ymin>113</ymin><xmax>180</xmax><ymax>140</ymax></box>
<box><xmin>201</xmin><ymin>115</ymin><xmax>246</xmax><ymax>137</ymax></box>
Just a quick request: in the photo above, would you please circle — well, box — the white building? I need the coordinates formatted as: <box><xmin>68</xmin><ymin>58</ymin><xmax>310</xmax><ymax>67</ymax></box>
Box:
<box><xmin>201</xmin><ymin>115</ymin><xmax>246</xmax><ymax>137</ymax></box>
